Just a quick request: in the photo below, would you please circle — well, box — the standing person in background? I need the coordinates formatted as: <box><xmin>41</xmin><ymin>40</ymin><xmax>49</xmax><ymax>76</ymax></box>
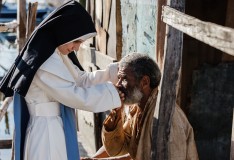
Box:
<box><xmin>0</xmin><ymin>1</ymin><xmax>123</xmax><ymax>160</ymax></box>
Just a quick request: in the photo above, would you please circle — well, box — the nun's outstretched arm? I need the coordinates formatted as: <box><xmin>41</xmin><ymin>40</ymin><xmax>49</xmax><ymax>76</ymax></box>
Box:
<box><xmin>33</xmin><ymin>69</ymin><xmax>121</xmax><ymax>113</ymax></box>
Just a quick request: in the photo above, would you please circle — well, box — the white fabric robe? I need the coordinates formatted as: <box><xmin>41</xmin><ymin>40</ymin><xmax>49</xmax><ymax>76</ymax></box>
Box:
<box><xmin>23</xmin><ymin>51</ymin><xmax>121</xmax><ymax>160</ymax></box>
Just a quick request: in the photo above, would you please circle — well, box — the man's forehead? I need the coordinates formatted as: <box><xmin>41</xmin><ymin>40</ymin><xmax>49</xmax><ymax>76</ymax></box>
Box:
<box><xmin>118</xmin><ymin>66</ymin><xmax>133</xmax><ymax>75</ymax></box>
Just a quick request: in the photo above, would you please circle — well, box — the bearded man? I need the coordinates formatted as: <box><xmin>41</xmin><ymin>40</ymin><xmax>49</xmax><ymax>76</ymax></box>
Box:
<box><xmin>82</xmin><ymin>53</ymin><xmax>199</xmax><ymax>160</ymax></box>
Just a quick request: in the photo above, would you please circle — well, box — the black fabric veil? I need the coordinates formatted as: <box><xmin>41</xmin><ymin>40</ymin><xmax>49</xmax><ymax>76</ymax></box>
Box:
<box><xmin>0</xmin><ymin>0</ymin><xmax>96</xmax><ymax>97</ymax></box>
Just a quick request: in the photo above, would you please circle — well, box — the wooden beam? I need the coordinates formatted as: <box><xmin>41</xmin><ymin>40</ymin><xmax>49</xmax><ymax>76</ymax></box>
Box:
<box><xmin>151</xmin><ymin>1</ymin><xmax>185</xmax><ymax>159</ymax></box>
<box><xmin>0</xmin><ymin>139</ymin><xmax>12</xmax><ymax>149</ymax></box>
<box><xmin>0</xmin><ymin>21</ymin><xmax>18</xmax><ymax>32</ymax></box>
<box><xmin>162</xmin><ymin>5</ymin><xmax>234</xmax><ymax>56</ymax></box>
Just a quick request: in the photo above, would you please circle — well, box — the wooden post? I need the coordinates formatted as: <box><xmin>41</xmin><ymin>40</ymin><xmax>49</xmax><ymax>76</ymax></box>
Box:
<box><xmin>156</xmin><ymin>0</ymin><xmax>167</xmax><ymax>70</ymax></box>
<box><xmin>222</xmin><ymin>0</ymin><xmax>234</xmax><ymax>61</ymax></box>
<box><xmin>17</xmin><ymin>0</ymin><xmax>27</xmax><ymax>52</ymax></box>
<box><xmin>26</xmin><ymin>2</ymin><xmax>38</xmax><ymax>40</ymax></box>
<box><xmin>231</xmin><ymin>109</ymin><xmax>234</xmax><ymax>160</ymax></box>
<box><xmin>116</xmin><ymin>0</ymin><xmax>122</xmax><ymax>61</ymax></box>
<box><xmin>0</xmin><ymin>0</ymin><xmax>2</xmax><ymax>12</ymax></box>
<box><xmin>151</xmin><ymin>0</ymin><xmax>185</xmax><ymax>159</ymax></box>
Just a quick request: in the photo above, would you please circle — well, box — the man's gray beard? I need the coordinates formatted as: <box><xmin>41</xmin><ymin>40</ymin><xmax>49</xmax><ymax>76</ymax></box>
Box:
<box><xmin>124</xmin><ymin>87</ymin><xmax>143</xmax><ymax>105</ymax></box>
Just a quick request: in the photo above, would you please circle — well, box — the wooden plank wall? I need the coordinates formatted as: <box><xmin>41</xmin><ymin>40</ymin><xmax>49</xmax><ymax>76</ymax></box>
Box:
<box><xmin>151</xmin><ymin>0</ymin><xmax>185</xmax><ymax>159</ymax></box>
<box><xmin>78</xmin><ymin>0</ymin><xmax>122</xmax><ymax>151</ymax></box>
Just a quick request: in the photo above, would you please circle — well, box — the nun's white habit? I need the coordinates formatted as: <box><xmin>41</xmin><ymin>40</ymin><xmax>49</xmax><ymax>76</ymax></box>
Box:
<box><xmin>0</xmin><ymin>1</ymin><xmax>121</xmax><ymax>160</ymax></box>
<box><xmin>23</xmin><ymin>51</ymin><xmax>120</xmax><ymax>160</ymax></box>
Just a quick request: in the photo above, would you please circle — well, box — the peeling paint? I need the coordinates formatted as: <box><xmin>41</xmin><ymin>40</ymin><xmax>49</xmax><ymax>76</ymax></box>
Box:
<box><xmin>121</xmin><ymin>0</ymin><xmax>156</xmax><ymax>59</ymax></box>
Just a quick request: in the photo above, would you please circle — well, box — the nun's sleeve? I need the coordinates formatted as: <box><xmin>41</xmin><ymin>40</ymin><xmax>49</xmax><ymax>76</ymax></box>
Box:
<box><xmin>74</xmin><ymin>62</ymin><xmax>119</xmax><ymax>87</ymax></box>
<box><xmin>33</xmin><ymin>69</ymin><xmax>121</xmax><ymax>113</ymax></box>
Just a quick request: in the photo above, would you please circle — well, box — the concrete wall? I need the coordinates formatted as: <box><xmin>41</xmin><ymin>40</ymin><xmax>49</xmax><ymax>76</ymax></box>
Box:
<box><xmin>120</xmin><ymin>0</ymin><xmax>156</xmax><ymax>59</ymax></box>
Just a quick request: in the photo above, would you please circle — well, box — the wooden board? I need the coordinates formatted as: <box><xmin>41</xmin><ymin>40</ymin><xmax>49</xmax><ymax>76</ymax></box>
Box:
<box><xmin>231</xmin><ymin>109</ymin><xmax>234</xmax><ymax>160</ymax></box>
<box><xmin>78</xmin><ymin>44</ymin><xmax>116</xmax><ymax>70</ymax></box>
<box><xmin>103</xmin><ymin>0</ymin><xmax>112</xmax><ymax>31</ymax></box>
<box><xmin>162</xmin><ymin>5</ymin><xmax>234</xmax><ymax>56</ymax></box>
<box><xmin>95</xmin><ymin>21</ymin><xmax>107</xmax><ymax>54</ymax></box>
<box><xmin>222</xmin><ymin>0</ymin><xmax>234</xmax><ymax>61</ymax></box>
<box><xmin>151</xmin><ymin>1</ymin><xmax>185</xmax><ymax>159</ymax></box>
<box><xmin>17</xmin><ymin>0</ymin><xmax>27</xmax><ymax>52</ymax></box>
<box><xmin>0</xmin><ymin>139</ymin><xmax>12</xmax><ymax>149</ymax></box>
<box><xmin>95</xmin><ymin>0</ymin><xmax>103</xmax><ymax>23</ymax></box>
<box><xmin>156</xmin><ymin>0</ymin><xmax>167</xmax><ymax>70</ymax></box>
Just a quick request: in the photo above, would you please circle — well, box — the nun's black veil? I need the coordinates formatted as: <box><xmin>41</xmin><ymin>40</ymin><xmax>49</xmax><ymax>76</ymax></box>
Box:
<box><xmin>0</xmin><ymin>0</ymin><xmax>96</xmax><ymax>97</ymax></box>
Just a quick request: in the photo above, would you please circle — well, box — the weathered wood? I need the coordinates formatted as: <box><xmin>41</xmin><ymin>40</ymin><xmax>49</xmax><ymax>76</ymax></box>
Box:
<box><xmin>115</xmin><ymin>0</ymin><xmax>122</xmax><ymax>61</ymax></box>
<box><xmin>0</xmin><ymin>139</ymin><xmax>12</xmax><ymax>149</ymax></box>
<box><xmin>151</xmin><ymin>1</ymin><xmax>185</xmax><ymax>159</ymax></box>
<box><xmin>0</xmin><ymin>0</ymin><xmax>2</xmax><ymax>12</ymax></box>
<box><xmin>231</xmin><ymin>109</ymin><xmax>234</xmax><ymax>160</ymax></box>
<box><xmin>95</xmin><ymin>20</ymin><xmax>107</xmax><ymax>54</ymax></box>
<box><xmin>0</xmin><ymin>97</ymin><xmax>13</xmax><ymax>122</ymax></box>
<box><xmin>222</xmin><ymin>0</ymin><xmax>234</xmax><ymax>61</ymax></box>
<box><xmin>78</xmin><ymin>44</ymin><xmax>117</xmax><ymax>70</ymax></box>
<box><xmin>17</xmin><ymin>0</ymin><xmax>27</xmax><ymax>52</ymax></box>
<box><xmin>26</xmin><ymin>2</ymin><xmax>38</xmax><ymax>40</ymax></box>
<box><xmin>156</xmin><ymin>0</ymin><xmax>167</xmax><ymax>70</ymax></box>
<box><xmin>103</xmin><ymin>0</ymin><xmax>112</xmax><ymax>31</ymax></box>
<box><xmin>86</xmin><ymin>0</ymin><xmax>95</xmax><ymax>21</ymax></box>
<box><xmin>0</xmin><ymin>21</ymin><xmax>18</xmax><ymax>32</ymax></box>
<box><xmin>162</xmin><ymin>5</ymin><xmax>234</xmax><ymax>56</ymax></box>
<box><xmin>11</xmin><ymin>131</ymin><xmax>15</xmax><ymax>160</ymax></box>
<box><xmin>95</xmin><ymin>0</ymin><xmax>103</xmax><ymax>24</ymax></box>
<box><xmin>77</xmin><ymin>44</ymin><xmax>117</xmax><ymax>152</ymax></box>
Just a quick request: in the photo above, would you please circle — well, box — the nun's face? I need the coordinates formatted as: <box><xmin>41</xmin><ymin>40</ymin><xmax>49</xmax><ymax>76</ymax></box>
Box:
<box><xmin>57</xmin><ymin>40</ymin><xmax>83</xmax><ymax>55</ymax></box>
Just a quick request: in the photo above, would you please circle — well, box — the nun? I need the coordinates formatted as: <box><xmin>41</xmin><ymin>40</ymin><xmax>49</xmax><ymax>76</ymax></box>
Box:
<box><xmin>0</xmin><ymin>1</ymin><xmax>122</xmax><ymax>160</ymax></box>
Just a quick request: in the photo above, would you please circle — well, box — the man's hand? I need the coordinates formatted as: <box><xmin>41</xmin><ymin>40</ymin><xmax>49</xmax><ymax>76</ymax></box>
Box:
<box><xmin>104</xmin><ymin>106</ymin><xmax>123</xmax><ymax>132</ymax></box>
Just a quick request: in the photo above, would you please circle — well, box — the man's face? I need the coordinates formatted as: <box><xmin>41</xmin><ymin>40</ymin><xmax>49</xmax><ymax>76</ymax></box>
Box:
<box><xmin>117</xmin><ymin>67</ymin><xmax>143</xmax><ymax>105</ymax></box>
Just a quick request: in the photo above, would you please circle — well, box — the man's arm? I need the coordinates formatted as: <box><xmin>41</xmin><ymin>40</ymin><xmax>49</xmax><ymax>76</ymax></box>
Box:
<box><xmin>102</xmin><ymin>107</ymin><xmax>131</xmax><ymax>157</ymax></box>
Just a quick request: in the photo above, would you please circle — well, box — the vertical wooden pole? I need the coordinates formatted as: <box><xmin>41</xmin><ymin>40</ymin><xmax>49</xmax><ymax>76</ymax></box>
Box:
<box><xmin>222</xmin><ymin>0</ymin><xmax>234</xmax><ymax>62</ymax></box>
<box><xmin>11</xmin><ymin>2</ymin><xmax>37</xmax><ymax>159</ymax></box>
<box><xmin>116</xmin><ymin>0</ymin><xmax>122</xmax><ymax>61</ymax></box>
<box><xmin>151</xmin><ymin>0</ymin><xmax>185</xmax><ymax>159</ymax></box>
<box><xmin>156</xmin><ymin>0</ymin><xmax>167</xmax><ymax>71</ymax></box>
<box><xmin>17</xmin><ymin>0</ymin><xmax>27</xmax><ymax>52</ymax></box>
<box><xmin>223</xmin><ymin>1</ymin><xmax>234</xmax><ymax>157</ymax></box>
<box><xmin>26</xmin><ymin>2</ymin><xmax>38</xmax><ymax>40</ymax></box>
<box><xmin>0</xmin><ymin>0</ymin><xmax>2</xmax><ymax>12</ymax></box>
<box><xmin>231</xmin><ymin>109</ymin><xmax>234</xmax><ymax>160</ymax></box>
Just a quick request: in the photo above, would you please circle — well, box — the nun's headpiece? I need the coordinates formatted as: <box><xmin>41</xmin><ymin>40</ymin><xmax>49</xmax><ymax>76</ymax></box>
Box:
<box><xmin>0</xmin><ymin>0</ymin><xmax>96</xmax><ymax>97</ymax></box>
